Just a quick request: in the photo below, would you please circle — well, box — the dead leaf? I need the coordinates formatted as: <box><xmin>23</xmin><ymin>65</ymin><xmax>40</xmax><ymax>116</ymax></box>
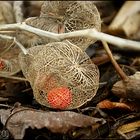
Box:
<box><xmin>109</xmin><ymin>113</ymin><xmax>140</xmax><ymax>139</ymax></box>
<box><xmin>0</xmin><ymin>107</ymin><xmax>106</xmax><ymax>139</ymax></box>
<box><xmin>97</xmin><ymin>99</ymin><xmax>131</xmax><ymax>111</ymax></box>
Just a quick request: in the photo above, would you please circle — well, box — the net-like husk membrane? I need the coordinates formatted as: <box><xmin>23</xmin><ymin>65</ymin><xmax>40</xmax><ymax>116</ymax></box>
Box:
<box><xmin>19</xmin><ymin>1</ymin><xmax>101</xmax><ymax>50</ymax></box>
<box><xmin>19</xmin><ymin>40</ymin><xmax>99</xmax><ymax>109</ymax></box>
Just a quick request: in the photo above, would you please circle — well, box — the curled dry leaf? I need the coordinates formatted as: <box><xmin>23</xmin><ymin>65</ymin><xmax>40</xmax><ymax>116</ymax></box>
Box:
<box><xmin>97</xmin><ymin>99</ymin><xmax>131</xmax><ymax>110</ymax></box>
<box><xmin>122</xmin><ymin>100</ymin><xmax>140</xmax><ymax>112</ymax></box>
<box><xmin>0</xmin><ymin>108</ymin><xmax>106</xmax><ymax>139</ymax></box>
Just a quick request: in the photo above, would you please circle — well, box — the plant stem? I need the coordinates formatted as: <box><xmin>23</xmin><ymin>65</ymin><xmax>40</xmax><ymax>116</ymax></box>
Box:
<box><xmin>101</xmin><ymin>41</ymin><xmax>128</xmax><ymax>81</ymax></box>
<box><xmin>0</xmin><ymin>23</ymin><xmax>140</xmax><ymax>51</ymax></box>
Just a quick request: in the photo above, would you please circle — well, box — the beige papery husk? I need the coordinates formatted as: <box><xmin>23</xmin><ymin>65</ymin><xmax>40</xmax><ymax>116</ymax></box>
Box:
<box><xmin>17</xmin><ymin>1</ymin><xmax>101</xmax><ymax>51</ymax></box>
<box><xmin>19</xmin><ymin>40</ymin><xmax>99</xmax><ymax>109</ymax></box>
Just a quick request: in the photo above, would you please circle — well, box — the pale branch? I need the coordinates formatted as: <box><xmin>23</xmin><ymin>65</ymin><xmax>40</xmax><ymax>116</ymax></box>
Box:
<box><xmin>0</xmin><ymin>23</ymin><xmax>140</xmax><ymax>51</ymax></box>
<box><xmin>102</xmin><ymin>41</ymin><xmax>128</xmax><ymax>81</ymax></box>
<box><xmin>0</xmin><ymin>34</ymin><xmax>13</xmax><ymax>40</ymax></box>
<box><xmin>0</xmin><ymin>23</ymin><xmax>60</xmax><ymax>41</ymax></box>
<box><xmin>0</xmin><ymin>34</ymin><xmax>28</xmax><ymax>55</ymax></box>
<box><xmin>0</xmin><ymin>30</ymin><xmax>16</xmax><ymax>34</ymax></box>
<box><xmin>59</xmin><ymin>30</ymin><xmax>140</xmax><ymax>51</ymax></box>
<box><xmin>14</xmin><ymin>38</ymin><xmax>28</xmax><ymax>55</ymax></box>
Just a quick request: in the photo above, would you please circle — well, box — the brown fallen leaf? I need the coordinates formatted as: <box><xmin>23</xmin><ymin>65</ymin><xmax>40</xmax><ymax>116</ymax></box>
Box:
<box><xmin>109</xmin><ymin>113</ymin><xmax>140</xmax><ymax>139</ymax></box>
<box><xmin>97</xmin><ymin>99</ymin><xmax>131</xmax><ymax>110</ymax></box>
<box><xmin>112</xmin><ymin>72</ymin><xmax>140</xmax><ymax>100</ymax></box>
<box><xmin>0</xmin><ymin>107</ymin><xmax>106</xmax><ymax>139</ymax></box>
<box><xmin>117</xmin><ymin>120</ymin><xmax>140</xmax><ymax>134</ymax></box>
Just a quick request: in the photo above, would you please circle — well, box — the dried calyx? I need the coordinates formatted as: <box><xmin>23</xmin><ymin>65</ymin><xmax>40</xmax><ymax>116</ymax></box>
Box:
<box><xmin>0</xmin><ymin>58</ymin><xmax>20</xmax><ymax>75</ymax></box>
<box><xmin>17</xmin><ymin>1</ymin><xmax>101</xmax><ymax>51</ymax></box>
<box><xmin>19</xmin><ymin>40</ymin><xmax>99</xmax><ymax>109</ymax></box>
<box><xmin>17</xmin><ymin>1</ymin><xmax>101</xmax><ymax>109</ymax></box>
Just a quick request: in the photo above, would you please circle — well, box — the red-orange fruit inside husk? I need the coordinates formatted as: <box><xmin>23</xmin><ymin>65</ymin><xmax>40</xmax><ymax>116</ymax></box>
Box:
<box><xmin>47</xmin><ymin>87</ymin><xmax>72</xmax><ymax>109</ymax></box>
<box><xmin>0</xmin><ymin>59</ymin><xmax>5</xmax><ymax>70</ymax></box>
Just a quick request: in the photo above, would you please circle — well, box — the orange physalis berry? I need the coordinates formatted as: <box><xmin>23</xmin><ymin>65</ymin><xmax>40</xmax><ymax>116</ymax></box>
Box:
<box><xmin>0</xmin><ymin>59</ymin><xmax>5</xmax><ymax>70</ymax></box>
<box><xmin>47</xmin><ymin>87</ymin><xmax>72</xmax><ymax>109</ymax></box>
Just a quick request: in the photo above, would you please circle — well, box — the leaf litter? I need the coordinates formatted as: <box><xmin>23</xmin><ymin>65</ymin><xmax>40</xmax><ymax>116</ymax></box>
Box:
<box><xmin>0</xmin><ymin>1</ymin><xmax>140</xmax><ymax>140</ymax></box>
<box><xmin>0</xmin><ymin>107</ymin><xmax>105</xmax><ymax>139</ymax></box>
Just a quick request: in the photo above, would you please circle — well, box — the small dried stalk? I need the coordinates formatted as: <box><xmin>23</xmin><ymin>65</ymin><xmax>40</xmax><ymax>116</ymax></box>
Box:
<box><xmin>0</xmin><ymin>73</ymin><xmax>27</xmax><ymax>81</ymax></box>
<box><xmin>101</xmin><ymin>41</ymin><xmax>128</xmax><ymax>81</ymax></box>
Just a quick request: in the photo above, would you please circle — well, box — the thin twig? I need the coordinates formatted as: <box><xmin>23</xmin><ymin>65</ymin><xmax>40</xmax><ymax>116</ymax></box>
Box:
<box><xmin>0</xmin><ymin>34</ymin><xmax>14</xmax><ymax>40</ymax></box>
<box><xmin>0</xmin><ymin>34</ymin><xmax>28</xmax><ymax>54</ymax></box>
<box><xmin>0</xmin><ymin>23</ymin><xmax>140</xmax><ymax>51</ymax></box>
<box><xmin>101</xmin><ymin>41</ymin><xmax>128</xmax><ymax>81</ymax></box>
<box><xmin>0</xmin><ymin>74</ymin><xmax>28</xmax><ymax>81</ymax></box>
<box><xmin>14</xmin><ymin>38</ymin><xmax>28</xmax><ymax>54</ymax></box>
<box><xmin>0</xmin><ymin>103</ymin><xmax>11</xmax><ymax>108</ymax></box>
<box><xmin>0</xmin><ymin>23</ymin><xmax>59</xmax><ymax>41</ymax></box>
<box><xmin>0</xmin><ymin>30</ymin><xmax>16</xmax><ymax>34</ymax></box>
<box><xmin>0</xmin><ymin>98</ymin><xmax>8</xmax><ymax>102</ymax></box>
